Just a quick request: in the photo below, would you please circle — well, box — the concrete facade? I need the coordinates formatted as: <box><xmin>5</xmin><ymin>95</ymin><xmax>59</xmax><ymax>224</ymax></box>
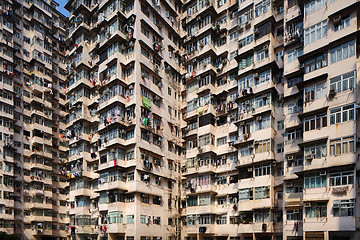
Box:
<box><xmin>0</xmin><ymin>0</ymin><xmax>360</xmax><ymax>240</ymax></box>
<box><xmin>0</xmin><ymin>0</ymin><xmax>69</xmax><ymax>239</ymax></box>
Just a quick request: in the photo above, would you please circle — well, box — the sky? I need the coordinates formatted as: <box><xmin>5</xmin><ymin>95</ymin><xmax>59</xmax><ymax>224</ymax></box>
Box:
<box><xmin>57</xmin><ymin>0</ymin><xmax>69</xmax><ymax>17</ymax></box>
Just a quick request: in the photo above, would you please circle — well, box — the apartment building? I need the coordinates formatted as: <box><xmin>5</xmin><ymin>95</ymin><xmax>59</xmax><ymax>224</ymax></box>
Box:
<box><xmin>0</xmin><ymin>0</ymin><xmax>359</xmax><ymax>240</ymax></box>
<box><xmin>0</xmin><ymin>0</ymin><xmax>69</xmax><ymax>239</ymax></box>
<box><xmin>283</xmin><ymin>0</ymin><xmax>360</xmax><ymax>240</ymax></box>
<box><xmin>180</xmin><ymin>0</ymin><xmax>284</xmax><ymax>240</ymax></box>
<box><xmin>64</xmin><ymin>0</ymin><xmax>183</xmax><ymax>240</ymax></box>
<box><xmin>181</xmin><ymin>1</ymin><xmax>360</xmax><ymax>240</ymax></box>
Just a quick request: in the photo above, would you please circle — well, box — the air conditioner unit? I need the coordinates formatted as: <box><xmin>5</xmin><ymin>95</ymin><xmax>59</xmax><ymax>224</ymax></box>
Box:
<box><xmin>287</xmin><ymin>156</ymin><xmax>294</xmax><ymax>161</ymax></box>
<box><xmin>294</xmin><ymin>209</ymin><xmax>300</xmax><ymax>213</ymax></box>
<box><xmin>254</xmin><ymin>73</ymin><xmax>259</xmax><ymax>79</ymax></box>
<box><xmin>254</xmin><ymin>28</ymin><xmax>259</xmax><ymax>35</ymax></box>
<box><xmin>256</xmin><ymin>116</ymin><xmax>262</xmax><ymax>122</ymax></box>
<box><xmin>305</xmin><ymin>155</ymin><xmax>314</xmax><ymax>161</ymax></box>
<box><xmin>304</xmin><ymin>202</ymin><xmax>311</xmax><ymax>207</ymax></box>
<box><xmin>247</xmin><ymin>167</ymin><xmax>252</xmax><ymax>172</ymax></box>
<box><xmin>245</xmin><ymin>100</ymin><xmax>250</xmax><ymax>105</ymax></box>
<box><xmin>263</xmin><ymin>45</ymin><xmax>268</xmax><ymax>50</ymax></box>
<box><xmin>320</xmin><ymin>170</ymin><xmax>326</xmax><ymax>176</ymax></box>
<box><xmin>333</xmin><ymin>15</ymin><xmax>341</xmax><ymax>24</ymax></box>
<box><xmin>333</xmin><ymin>202</ymin><xmax>340</xmax><ymax>208</ymax></box>
<box><xmin>221</xmin><ymin>155</ymin><xmax>226</xmax><ymax>160</ymax></box>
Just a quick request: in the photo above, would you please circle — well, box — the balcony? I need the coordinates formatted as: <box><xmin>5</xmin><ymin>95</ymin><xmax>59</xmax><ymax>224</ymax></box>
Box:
<box><xmin>184</xmin><ymin>0</ymin><xmax>215</xmax><ymax>24</ymax></box>
<box><xmin>184</xmin><ymin>184</ymin><xmax>217</xmax><ymax>196</ymax></box>
<box><xmin>285</xmin><ymin>5</ymin><xmax>301</xmax><ymax>22</ymax></box>
<box><xmin>96</xmin><ymin>181</ymin><xmax>127</xmax><ymax>193</ymax></box>
<box><xmin>68</xmin><ymin>188</ymin><xmax>93</xmax><ymax>199</ymax></box>
<box><xmin>107</xmin><ymin>223</ymin><xmax>127</xmax><ymax>233</ymax></box>
<box><xmin>284</xmin><ymin>192</ymin><xmax>303</xmax><ymax>205</ymax></box>
<box><xmin>33</xmin><ymin>229</ymin><xmax>53</xmax><ymax>236</ymax></box>
<box><xmin>183</xmin><ymin>224</ymin><xmax>216</xmax><ymax>235</ymax></box>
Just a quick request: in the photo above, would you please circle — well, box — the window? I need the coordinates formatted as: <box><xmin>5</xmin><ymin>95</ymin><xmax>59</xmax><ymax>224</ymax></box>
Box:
<box><xmin>238</xmin><ymin>74</ymin><xmax>254</xmax><ymax>91</ymax></box>
<box><xmin>287</xmin><ymin>209</ymin><xmax>303</xmax><ymax>220</ymax></box>
<box><xmin>140</xmin><ymin>215</ymin><xmax>149</xmax><ymax>224</ymax></box>
<box><xmin>255</xmin><ymin>115</ymin><xmax>271</xmax><ymax>130</ymax></box>
<box><xmin>238</xmin><ymin>9</ymin><xmax>254</xmax><ymax>25</ymax></box>
<box><xmin>330</xmin><ymin>71</ymin><xmax>355</xmax><ymax>93</ymax></box>
<box><xmin>305</xmin><ymin>172</ymin><xmax>327</xmax><ymax>188</ymax></box>
<box><xmin>217</xmin><ymin>137</ymin><xmax>227</xmax><ymax>146</ymax></box>
<box><xmin>287</xmin><ymin>48</ymin><xmax>303</xmax><ymax>63</ymax></box>
<box><xmin>141</xmin><ymin>194</ymin><xmax>150</xmax><ymax>204</ymax></box>
<box><xmin>254</xmin><ymin>210</ymin><xmax>270</xmax><ymax>222</ymax></box>
<box><xmin>216</xmin><ymin>215</ymin><xmax>227</xmax><ymax>225</ymax></box>
<box><xmin>255</xmin><ymin>186</ymin><xmax>270</xmax><ymax>199</ymax></box>
<box><xmin>230</xmin><ymin>31</ymin><xmax>238</xmax><ymax>41</ymax></box>
<box><xmin>141</xmin><ymin>3</ymin><xmax>149</xmax><ymax>16</ymax></box>
<box><xmin>288</xmin><ymin>77</ymin><xmax>302</xmax><ymax>88</ymax></box>
<box><xmin>333</xmin><ymin>199</ymin><xmax>354</xmax><ymax>217</ymax></box>
<box><xmin>275</xmin><ymin>50</ymin><xmax>284</xmax><ymax>61</ymax></box>
<box><xmin>126</xmin><ymin>215</ymin><xmax>134</xmax><ymax>223</ymax></box>
<box><xmin>198</xmin><ymin>134</ymin><xmax>214</xmax><ymax>147</ymax></box>
<box><xmin>153</xmin><ymin>196</ymin><xmax>162</xmax><ymax>205</ymax></box>
<box><xmin>255</xmin><ymin>139</ymin><xmax>271</xmax><ymax>153</ymax></box>
<box><xmin>108</xmin><ymin>211</ymin><xmax>123</xmax><ymax>224</ymax></box>
<box><xmin>255</xmin><ymin>165</ymin><xmax>271</xmax><ymax>176</ymax></box>
<box><xmin>197</xmin><ymin>175</ymin><xmax>210</xmax><ymax>186</ymax></box>
<box><xmin>141</xmin><ymin>46</ymin><xmax>150</xmax><ymax>58</ymax></box>
<box><xmin>287</xmin><ymin>155</ymin><xmax>303</xmax><ymax>167</ymax></box>
<box><xmin>305</xmin><ymin>202</ymin><xmax>327</xmax><ymax>218</ymax></box>
<box><xmin>277</xmin><ymin>144</ymin><xmax>284</xmax><ymax>153</ymax></box>
<box><xmin>229</xmin><ymin>154</ymin><xmax>238</xmax><ymax>163</ymax></box>
<box><xmin>304</xmin><ymin>82</ymin><xmax>327</xmax><ymax>102</ymax></box>
<box><xmin>330</xmin><ymin>136</ymin><xmax>355</xmax><ymax>156</ymax></box>
<box><xmin>274</xmin><ymin>122</ymin><xmax>284</xmax><ymax>134</ymax></box>
<box><xmin>239</xmin><ymin>34</ymin><xmax>254</xmax><ymax>47</ymax></box>
<box><xmin>238</xmin><ymin>54</ymin><xmax>254</xmax><ymax>69</ymax></box>
<box><xmin>304</xmin><ymin>20</ymin><xmax>328</xmax><ymax>46</ymax></box>
<box><xmin>240</xmin><ymin>145</ymin><xmax>253</xmax><ymax>157</ymax></box>
<box><xmin>238</xmin><ymin>188</ymin><xmax>253</xmax><ymax>201</ymax></box>
<box><xmin>330</xmin><ymin>104</ymin><xmax>355</xmax><ymax>124</ymax></box>
<box><xmin>153</xmin><ymin>216</ymin><xmax>161</xmax><ymax>225</ymax></box>
<box><xmin>199</xmin><ymin>194</ymin><xmax>211</xmax><ymax>206</ymax></box>
<box><xmin>217</xmin><ymin>197</ymin><xmax>227</xmax><ymax>205</ymax></box>
<box><xmin>305</xmin><ymin>0</ymin><xmax>326</xmax><ymax>16</ymax></box>
<box><xmin>330</xmin><ymin>40</ymin><xmax>356</xmax><ymax>64</ymax></box>
<box><xmin>141</xmin><ymin>25</ymin><xmax>149</xmax><ymax>38</ymax></box>
<box><xmin>334</xmin><ymin>15</ymin><xmax>350</xmax><ymax>32</ymax></box>
<box><xmin>304</xmin><ymin>143</ymin><xmax>327</xmax><ymax>160</ymax></box>
<box><xmin>256</xmin><ymin>70</ymin><xmax>271</xmax><ymax>85</ymax></box>
<box><xmin>187</xmin><ymin>196</ymin><xmax>198</xmax><ymax>207</ymax></box>
<box><xmin>304</xmin><ymin>113</ymin><xmax>327</xmax><ymax>131</ymax></box>
<box><xmin>255</xmin><ymin>0</ymin><xmax>271</xmax><ymax>17</ymax></box>
<box><xmin>304</xmin><ymin>53</ymin><xmax>328</xmax><ymax>73</ymax></box>
<box><xmin>217</xmin><ymin>176</ymin><xmax>227</xmax><ymax>185</ymax></box>
<box><xmin>329</xmin><ymin>171</ymin><xmax>354</xmax><ymax>186</ymax></box>
<box><xmin>256</xmin><ymin>49</ymin><xmax>269</xmax><ymax>62</ymax></box>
